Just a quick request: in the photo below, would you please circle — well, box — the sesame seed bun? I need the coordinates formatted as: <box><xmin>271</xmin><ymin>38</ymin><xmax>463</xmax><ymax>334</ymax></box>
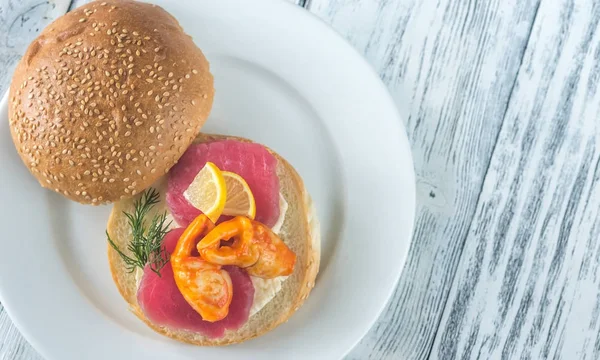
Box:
<box><xmin>8</xmin><ymin>0</ymin><xmax>214</xmax><ymax>204</ymax></box>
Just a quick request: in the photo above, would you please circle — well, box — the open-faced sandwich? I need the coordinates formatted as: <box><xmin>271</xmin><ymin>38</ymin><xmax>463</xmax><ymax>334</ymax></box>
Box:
<box><xmin>107</xmin><ymin>133</ymin><xmax>320</xmax><ymax>345</ymax></box>
<box><xmin>8</xmin><ymin>0</ymin><xmax>320</xmax><ymax>345</ymax></box>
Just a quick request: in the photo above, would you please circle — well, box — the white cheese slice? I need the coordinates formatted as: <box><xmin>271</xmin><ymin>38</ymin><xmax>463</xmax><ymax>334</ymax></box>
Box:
<box><xmin>249</xmin><ymin>276</ymin><xmax>287</xmax><ymax>316</ymax></box>
<box><xmin>270</xmin><ymin>193</ymin><xmax>288</xmax><ymax>234</ymax></box>
<box><xmin>248</xmin><ymin>193</ymin><xmax>289</xmax><ymax>316</ymax></box>
<box><xmin>135</xmin><ymin>267</ymin><xmax>144</xmax><ymax>289</ymax></box>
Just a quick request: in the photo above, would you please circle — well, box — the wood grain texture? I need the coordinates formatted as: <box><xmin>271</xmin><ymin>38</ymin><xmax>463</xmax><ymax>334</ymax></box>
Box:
<box><xmin>0</xmin><ymin>0</ymin><xmax>70</xmax><ymax>96</ymax></box>
<box><xmin>0</xmin><ymin>307</ymin><xmax>42</xmax><ymax>360</ymax></box>
<box><xmin>432</xmin><ymin>1</ymin><xmax>600</xmax><ymax>359</ymax></box>
<box><xmin>306</xmin><ymin>0</ymin><xmax>540</xmax><ymax>359</ymax></box>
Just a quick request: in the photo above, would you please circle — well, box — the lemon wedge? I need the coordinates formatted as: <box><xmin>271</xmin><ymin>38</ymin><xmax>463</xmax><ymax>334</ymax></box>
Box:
<box><xmin>222</xmin><ymin>171</ymin><xmax>256</xmax><ymax>219</ymax></box>
<box><xmin>183</xmin><ymin>162</ymin><xmax>227</xmax><ymax>223</ymax></box>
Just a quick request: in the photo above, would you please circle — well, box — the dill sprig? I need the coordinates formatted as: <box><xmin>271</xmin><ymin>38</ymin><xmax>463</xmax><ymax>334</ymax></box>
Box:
<box><xmin>107</xmin><ymin>188</ymin><xmax>172</xmax><ymax>277</ymax></box>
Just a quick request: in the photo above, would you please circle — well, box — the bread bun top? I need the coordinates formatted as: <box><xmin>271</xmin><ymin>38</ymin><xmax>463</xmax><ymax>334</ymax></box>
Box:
<box><xmin>8</xmin><ymin>0</ymin><xmax>214</xmax><ymax>204</ymax></box>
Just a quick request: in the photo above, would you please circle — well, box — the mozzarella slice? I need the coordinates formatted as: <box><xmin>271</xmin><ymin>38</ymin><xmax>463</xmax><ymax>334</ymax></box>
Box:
<box><xmin>249</xmin><ymin>193</ymin><xmax>289</xmax><ymax>316</ymax></box>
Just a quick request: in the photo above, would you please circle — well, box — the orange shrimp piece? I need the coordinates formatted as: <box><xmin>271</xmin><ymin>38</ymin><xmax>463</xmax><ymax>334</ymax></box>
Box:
<box><xmin>171</xmin><ymin>215</ymin><xmax>233</xmax><ymax>322</ymax></box>
<box><xmin>197</xmin><ymin>216</ymin><xmax>297</xmax><ymax>278</ymax></box>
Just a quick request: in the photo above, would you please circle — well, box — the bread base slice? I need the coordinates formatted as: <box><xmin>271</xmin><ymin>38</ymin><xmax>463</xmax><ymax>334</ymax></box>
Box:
<box><xmin>107</xmin><ymin>133</ymin><xmax>321</xmax><ymax>346</ymax></box>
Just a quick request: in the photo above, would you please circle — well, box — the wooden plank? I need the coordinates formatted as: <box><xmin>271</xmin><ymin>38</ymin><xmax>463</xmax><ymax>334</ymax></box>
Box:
<box><xmin>306</xmin><ymin>0</ymin><xmax>540</xmax><ymax>359</ymax></box>
<box><xmin>0</xmin><ymin>0</ymin><xmax>70</xmax><ymax>96</ymax></box>
<box><xmin>431</xmin><ymin>1</ymin><xmax>600</xmax><ymax>358</ymax></box>
<box><xmin>0</xmin><ymin>306</ymin><xmax>42</xmax><ymax>360</ymax></box>
<box><xmin>70</xmin><ymin>0</ymin><xmax>305</xmax><ymax>10</ymax></box>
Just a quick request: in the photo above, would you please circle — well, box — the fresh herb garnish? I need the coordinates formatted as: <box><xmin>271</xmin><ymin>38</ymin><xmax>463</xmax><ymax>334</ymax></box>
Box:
<box><xmin>107</xmin><ymin>188</ymin><xmax>172</xmax><ymax>277</ymax></box>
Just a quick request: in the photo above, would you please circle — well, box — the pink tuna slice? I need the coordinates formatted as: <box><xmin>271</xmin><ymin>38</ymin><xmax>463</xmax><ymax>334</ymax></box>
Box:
<box><xmin>166</xmin><ymin>140</ymin><xmax>280</xmax><ymax>227</ymax></box>
<box><xmin>137</xmin><ymin>228</ymin><xmax>255</xmax><ymax>338</ymax></box>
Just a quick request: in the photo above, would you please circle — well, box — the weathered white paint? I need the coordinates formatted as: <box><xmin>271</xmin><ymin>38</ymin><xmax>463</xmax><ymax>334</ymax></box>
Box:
<box><xmin>431</xmin><ymin>1</ymin><xmax>600</xmax><ymax>358</ymax></box>
<box><xmin>0</xmin><ymin>0</ymin><xmax>71</xmax><ymax>96</ymax></box>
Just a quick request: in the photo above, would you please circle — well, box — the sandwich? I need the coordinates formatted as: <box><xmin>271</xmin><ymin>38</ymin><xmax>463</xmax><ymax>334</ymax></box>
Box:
<box><xmin>107</xmin><ymin>133</ymin><xmax>320</xmax><ymax>345</ymax></box>
<box><xmin>8</xmin><ymin>0</ymin><xmax>320</xmax><ymax>346</ymax></box>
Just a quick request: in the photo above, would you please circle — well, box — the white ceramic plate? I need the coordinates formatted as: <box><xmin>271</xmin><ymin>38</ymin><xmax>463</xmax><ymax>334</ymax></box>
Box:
<box><xmin>0</xmin><ymin>0</ymin><xmax>415</xmax><ymax>359</ymax></box>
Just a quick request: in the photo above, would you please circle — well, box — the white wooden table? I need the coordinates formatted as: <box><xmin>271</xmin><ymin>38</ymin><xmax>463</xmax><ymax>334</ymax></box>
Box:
<box><xmin>2</xmin><ymin>0</ymin><xmax>600</xmax><ymax>359</ymax></box>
